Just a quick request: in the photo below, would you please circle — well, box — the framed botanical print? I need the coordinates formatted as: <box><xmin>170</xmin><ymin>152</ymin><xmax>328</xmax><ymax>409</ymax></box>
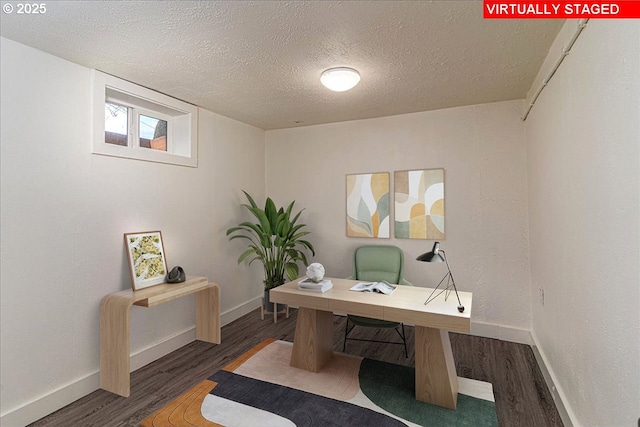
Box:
<box><xmin>124</xmin><ymin>231</ymin><xmax>168</xmax><ymax>290</ymax></box>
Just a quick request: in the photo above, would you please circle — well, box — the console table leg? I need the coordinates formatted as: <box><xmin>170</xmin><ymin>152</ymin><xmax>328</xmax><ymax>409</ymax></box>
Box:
<box><xmin>290</xmin><ymin>307</ymin><xmax>333</xmax><ymax>372</ymax></box>
<box><xmin>414</xmin><ymin>326</ymin><xmax>458</xmax><ymax>409</ymax></box>
<box><xmin>100</xmin><ymin>295</ymin><xmax>132</xmax><ymax>397</ymax></box>
<box><xmin>195</xmin><ymin>283</ymin><xmax>221</xmax><ymax>344</ymax></box>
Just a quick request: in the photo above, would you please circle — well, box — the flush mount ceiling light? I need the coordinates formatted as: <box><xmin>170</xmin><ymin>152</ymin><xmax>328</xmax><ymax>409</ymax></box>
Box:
<box><xmin>320</xmin><ymin>67</ymin><xmax>361</xmax><ymax>92</ymax></box>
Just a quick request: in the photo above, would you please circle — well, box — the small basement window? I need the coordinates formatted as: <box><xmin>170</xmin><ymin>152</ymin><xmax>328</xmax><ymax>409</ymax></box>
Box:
<box><xmin>93</xmin><ymin>70</ymin><xmax>198</xmax><ymax>167</ymax></box>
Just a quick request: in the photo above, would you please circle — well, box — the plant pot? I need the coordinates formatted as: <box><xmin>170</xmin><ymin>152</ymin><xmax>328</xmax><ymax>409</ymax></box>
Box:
<box><xmin>264</xmin><ymin>290</ymin><xmax>286</xmax><ymax>313</ymax></box>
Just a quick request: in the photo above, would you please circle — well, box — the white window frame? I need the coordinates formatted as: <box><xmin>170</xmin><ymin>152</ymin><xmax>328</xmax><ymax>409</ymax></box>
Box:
<box><xmin>92</xmin><ymin>70</ymin><xmax>198</xmax><ymax>167</ymax></box>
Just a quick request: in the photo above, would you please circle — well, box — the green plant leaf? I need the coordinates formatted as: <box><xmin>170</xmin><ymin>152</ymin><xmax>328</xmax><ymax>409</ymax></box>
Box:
<box><xmin>285</xmin><ymin>262</ymin><xmax>299</xmax><ymax>281</ymax></box>
<box><xmin>243</xmin><ymin>190</ymin><xmax>258</xmax><ymax>209</ymax></box>
<box><xmin>274</xmin><ymin>212</ymin><xmax>287</xmax><ymax>236</ymax></box>
<box><xmin>290</xmin><ymin>210</ymin><xmax>302</xmax><ymax>226</ymax></box>
<box><xmin>299</xmin><ymin>252</ymin><xmax>309</xmax><ymax>266</ymax></box>
<box><xmin>288</xmin><ymin>223</ymin><xmax>306</xmax><ymax>237</ymax></box>
<box><xmin>247</xmin><ymin>206</ymin><xmax>271</xmax><ymax>235</ymax></box>
<box><xmin>228</xmin><ymin>234</ymin><xmax>257</xmax><ymax>244</ymax></box>
<box><xmin>285</xmin><ymin>200</ymin><xmax>295</xmax><ymax>217</ymax></box>
<box><xmin>299</xmin><ymin>239</ymin><xmax>316</xmax><ymax>255</ymax></box>
<box><xmin>226</xmin><ymin>226</ymin><xmax>244</xmax><ymax>236</ymax></box>
<box><xmin>290</xmin><ymin>231</ymin><xmax>310</xmax><ymax>242</ymax></box>
<box><xmin>247</xmin><ymin>256</ymin><xmax>263</xmax><ymax>266</ymax></box>
<box><xmin>265</xmin><ymin>197</ymin><xmax>278</xmax><ymax>230</ymax></box>
<box><xmin>228</xmin><ymin>222</ymin><xmax>265</xmax><ymax>239</ymax></box>
<box><xmin>237</xmin><ymin>248</ymin><xmax>258</xmax><ymax>264</ymax></box>
<box><xmin>280</xmin><ymin>220</ymin><xmax>291</xmax><ymax>238</ymax></box>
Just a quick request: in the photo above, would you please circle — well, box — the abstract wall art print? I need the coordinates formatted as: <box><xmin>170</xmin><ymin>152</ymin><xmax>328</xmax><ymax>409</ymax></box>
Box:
<box><xmin>346</xmin><ymin>172</ymin><xmax>390</xmax><ymax>238</ymax></box>
<box><xmin>124</xmin><ymin>231</ymin><xmax>168</xmax><ymax>290</ymax></box>
<box><xmin>394</xmin><ymin>168</ymin><xmax>445</xmax><ymax>240</ymax></box>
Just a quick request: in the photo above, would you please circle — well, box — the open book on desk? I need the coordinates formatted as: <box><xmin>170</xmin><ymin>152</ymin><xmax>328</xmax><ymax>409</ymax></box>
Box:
<box><xmin>349</xmin><ymin>281</ymin><xmax>397</xmax><ymax>295</ymax></box>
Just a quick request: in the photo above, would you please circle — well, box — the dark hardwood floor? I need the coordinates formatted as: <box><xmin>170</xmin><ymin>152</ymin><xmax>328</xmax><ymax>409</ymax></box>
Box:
<box><xmin>30</xmin><ymin>308</ymin><xmax>563</xmax><ymax>426</ymax></box>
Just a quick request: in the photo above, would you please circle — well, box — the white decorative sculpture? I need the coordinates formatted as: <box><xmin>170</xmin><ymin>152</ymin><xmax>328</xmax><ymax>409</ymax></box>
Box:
<box><xmin>306</xmin><ymin>263</ymin><xmax>325</xmax><ymax>283</ymax></box>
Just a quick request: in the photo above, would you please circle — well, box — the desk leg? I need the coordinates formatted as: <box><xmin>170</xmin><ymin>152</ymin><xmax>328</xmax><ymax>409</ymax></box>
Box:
<box><xmin>195</xmin><ymin>283</ymin><xmax>221</xmax><ymax>344</ymax></box>
<box><xmin>415</xmin><ymin>326</ymin><xmax>458</xmax><ymax>409</ymax></box>
<box><xmin>290</xmin><ymin>307</ymin><xmax>333</xmax><ymax>372</ymax></box>
<box><xmin>100</xmin><ymin>295</ymin><xmax>132</xmax><ymax>397</ymax></box>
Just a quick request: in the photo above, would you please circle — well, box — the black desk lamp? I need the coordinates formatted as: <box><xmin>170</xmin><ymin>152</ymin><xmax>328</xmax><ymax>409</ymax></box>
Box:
<box><xmin>417</xmin><ymin>242</ymin><xmax>465</xmax><ymax>313</ymax></box>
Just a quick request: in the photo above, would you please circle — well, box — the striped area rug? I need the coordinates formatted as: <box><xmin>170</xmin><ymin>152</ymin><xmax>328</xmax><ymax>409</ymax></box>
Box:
<box><xmin>140</xmin><ymin>339</ymin><xmax>498</xmax><ymax>427</ymax></box>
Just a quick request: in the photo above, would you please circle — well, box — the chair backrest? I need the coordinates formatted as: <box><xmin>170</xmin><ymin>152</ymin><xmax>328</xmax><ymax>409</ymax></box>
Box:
<box><xmin>351</xmin><ymin>245</ymin><xmax>408</xmax><ymax>285</ymax></box>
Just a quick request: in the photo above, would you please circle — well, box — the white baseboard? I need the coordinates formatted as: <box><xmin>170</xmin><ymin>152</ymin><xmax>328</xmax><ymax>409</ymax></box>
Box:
<box><xmin>530</xmin><ymin>331</ymin><xmax>579</xmax><ymax>427</ymax></box>
<box><xmin>221</xmin><ymin>295</ymin><xmax>262</xmax><ymax>326</ymax></box>
<box><xmin>0</xmin><ymin>371</ymin><xmax>99</xmax><ymax>427</ymax></box>
<box><xmin>469</xmin><ymin>321</ymin><xmax>532</xmax><ymax>345</ymax></box>
<box><xmin>0</xmin><ymin>297</ymin><xmax>262</xmax><ymax>427</ymax></box>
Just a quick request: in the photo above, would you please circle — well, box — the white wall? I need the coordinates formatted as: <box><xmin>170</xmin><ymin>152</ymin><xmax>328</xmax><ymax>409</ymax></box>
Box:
<box><xmin>0</xmin><ymin>38</ymin><xmax>265</xmax><ymax>425</ymax></box>
<box><xmin>525</xmin><ymin>20</ymin><xmax>640</xmax><ymax>426</ymax></box>
<box><xmin>265</xmin><ymin>100</ymin><xmax>531</xmax><ymax>337</ymax></box>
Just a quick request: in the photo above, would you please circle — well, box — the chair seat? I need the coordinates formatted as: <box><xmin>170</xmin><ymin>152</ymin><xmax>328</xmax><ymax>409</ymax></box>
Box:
<box><xmin>348</xmin><ymin>315</ymin><xmax>399</xmax><ymax>329</ymax></box>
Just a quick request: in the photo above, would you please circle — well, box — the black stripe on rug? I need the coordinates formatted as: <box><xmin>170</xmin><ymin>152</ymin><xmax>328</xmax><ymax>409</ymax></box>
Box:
<box><xmin>208</xmin><ymin>370</ymin><xmax>408</xmax><ymax>427</ymax></box>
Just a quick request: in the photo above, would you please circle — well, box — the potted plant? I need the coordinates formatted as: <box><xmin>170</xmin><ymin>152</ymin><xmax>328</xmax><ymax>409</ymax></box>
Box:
<box><xmin>226</xmin><ymin>191</ymin><xmax>315</xmax><ymax>311</ymax></box>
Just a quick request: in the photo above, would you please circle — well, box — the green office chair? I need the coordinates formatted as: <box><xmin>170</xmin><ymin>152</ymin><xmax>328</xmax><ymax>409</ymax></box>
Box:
<box><xmin>343</xmin><ymin>245</ymin><xmax>412</xmax><ymax>357</ymax></box>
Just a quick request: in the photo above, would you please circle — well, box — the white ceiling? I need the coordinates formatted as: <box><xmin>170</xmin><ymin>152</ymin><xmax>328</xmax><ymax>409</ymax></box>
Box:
<box><xmin>0</xmin><ymin>1</ymin><xmax>563</xmax><ymax>130</ymax></box>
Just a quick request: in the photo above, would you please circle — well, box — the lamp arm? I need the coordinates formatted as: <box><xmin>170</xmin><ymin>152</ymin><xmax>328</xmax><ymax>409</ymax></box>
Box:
<box><xmin>440</xmin><ymin>250</ymin><xmax>465</xmax><ymax>312</ymax></box>
<box><xmin>424</xmin><ymin>270</ymin><xmax>452</xmax><ymax>304</ymax></box>
<box><xmin>423</xmin><ymin>273</ymin><xmax>453</xmax><ymax>304</ymax></box>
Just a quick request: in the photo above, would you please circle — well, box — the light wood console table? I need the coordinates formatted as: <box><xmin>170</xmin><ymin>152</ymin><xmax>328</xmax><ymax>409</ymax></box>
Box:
<box><xmin>100</xmin><ymin>276</ymin><xmax>220</xmax><ymax>397</ymax></box>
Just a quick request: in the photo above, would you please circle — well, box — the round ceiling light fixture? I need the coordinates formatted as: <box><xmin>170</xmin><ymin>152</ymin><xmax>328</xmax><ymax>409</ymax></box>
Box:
<box><xmin>320</xmin><ymin>67</ymin><xmax>361</xmax><ymax>92</ymax></box>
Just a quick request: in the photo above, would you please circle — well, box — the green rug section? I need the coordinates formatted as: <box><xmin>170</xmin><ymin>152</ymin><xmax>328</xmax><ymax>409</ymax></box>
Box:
<box><xmin>359</xmin><ymin>358</ymin><xmax>499</xmax><ymax>427</ymax></box>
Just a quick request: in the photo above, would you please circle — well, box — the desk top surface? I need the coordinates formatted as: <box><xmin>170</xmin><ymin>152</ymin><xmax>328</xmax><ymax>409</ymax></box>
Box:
<box><xmin>270</xmin><ymin>277</ymin><xmax>472</xmax><ymax>332</ymax></box>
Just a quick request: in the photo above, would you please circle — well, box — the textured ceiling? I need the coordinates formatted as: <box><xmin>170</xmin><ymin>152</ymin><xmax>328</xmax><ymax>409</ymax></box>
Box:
<box><xmin>0</xmin><ymin>1</ymin><xmax>563</xmax><ymax>130</ymax></box>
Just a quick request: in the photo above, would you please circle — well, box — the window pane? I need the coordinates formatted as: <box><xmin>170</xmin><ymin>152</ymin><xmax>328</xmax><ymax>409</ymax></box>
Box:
<box><xmin>139</xmin><ymin>114</ymin><xmax>167</xmax><ymax>151</ymax></box>
<box><xmin>104</xmin><ymin>102</ymin><xmax>128</xmax><ymax>146</ymax></box>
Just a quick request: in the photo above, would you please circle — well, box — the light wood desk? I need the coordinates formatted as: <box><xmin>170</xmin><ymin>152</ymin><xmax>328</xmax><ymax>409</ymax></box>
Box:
<box><xmin>270</xmin><ymin>277</ymin><xmax>472</xmax><ymax>409</ymax></box>
<box><xmin>100</xmin><ymin>276</ymin><xmax>220</xmax><ymax>397</ymax></box>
